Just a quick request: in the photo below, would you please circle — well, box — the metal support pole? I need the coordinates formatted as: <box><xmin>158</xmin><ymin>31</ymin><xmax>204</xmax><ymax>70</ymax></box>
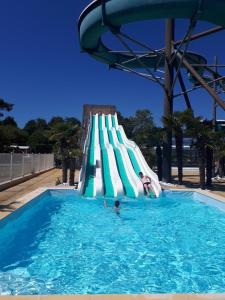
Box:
<box><xmin>212</xmin><ymin>57</ymin><xmax>218</xmax><ymax>178</ymax></box>
<box><xmin>176</xmin><ymin>52</ymin><xmax>225</xmax><ymax>110</ymax></box>
<box><xmin>22</xmin><ymin>154</ymin><xmax>25</xmax><ymax>177</ymax></box>
<box><xmin>31</xmin><ymin>154</ymin><xmax>34</xmax><ymax>174</ymax></box>
<box><xmin>10</xmin><ymin>152</ymin><xmax>13</xmax><ymax>181</ymax></box>
<box><xmin>175</xmin><ymin>65</ymin><xmax>192</xmax><ymax>110</ymax></box>
<box><xmin>213</xmin><ymin>56</ymin><xmax>218</xmax><ymax>130</ymax></box>
<box><xmin>163</xmin><ymin>19</ymin><xmax>174</xmax><ymax>183</ymax></box>
<box><xmin>39</xmin><ymin>154</ymin><xmax>41</xmax><ymax>172</ymax></box>
<box><xmin>174</xmin><ymin>26</ymin><xmax>224</xmax><ymax>47</ymax></box>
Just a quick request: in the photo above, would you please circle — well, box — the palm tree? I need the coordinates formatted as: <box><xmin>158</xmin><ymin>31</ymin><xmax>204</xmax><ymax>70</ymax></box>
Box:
<box><xmin>206</xmin><ymin>145</ymin><xmax>213</xmax><ymax>187</ymax></box>
<box><xmin>49</xmin><ymin>122</ymin><xmax>81</xmax><ymax>184</ymax></box>
<box><xmin>162</xmin><ymin>111</ymin><xmax>185</xmax><ymax>185</ymax></box>
<box><xmin>213</xmin><ymin>131</ymin><xmax>225</xmax><ymax>178</ymax></box>
<box><xmin>156</xmin><ymin>144</ymin><xmax>163</xmax><ymax>181</ymax></box>
<box><xmin>183</xmin><ymin>114</ymin><xmax>214</xmax><ymax>189</ymax></box>
<box><xmin>68</xmin><ymin>148</ymin><xmax>82</xmax><ymax>186</ymax></box>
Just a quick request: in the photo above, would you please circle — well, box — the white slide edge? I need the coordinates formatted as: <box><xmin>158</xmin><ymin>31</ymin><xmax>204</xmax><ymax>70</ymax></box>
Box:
<box><xmin>110</xmin><ymin>127</ymin><xmax>143</xmax><ymax>197</ymax></box>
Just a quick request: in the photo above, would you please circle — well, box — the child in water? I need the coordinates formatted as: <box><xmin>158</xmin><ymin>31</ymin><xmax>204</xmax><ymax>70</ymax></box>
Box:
<box><xmin>114</xmin><ymin>200</ymin><xmax>120</xmax><ymax>213</ymax></box>
<box><xmin>104</xmin><ymin>199</ymin><xmax>120</xmax><ymax>214</ymax></box>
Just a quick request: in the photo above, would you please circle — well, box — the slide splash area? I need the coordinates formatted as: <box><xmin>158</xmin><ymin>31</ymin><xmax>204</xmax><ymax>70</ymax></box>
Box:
<box><xmin>79</xmin><ymin>114</ymin><xmax>161</xmax><ymax>198</ymax></box>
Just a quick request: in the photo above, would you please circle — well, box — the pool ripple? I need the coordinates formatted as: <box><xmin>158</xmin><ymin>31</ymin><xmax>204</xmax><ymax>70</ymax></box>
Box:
<box><xmin>1</xmin><ymin>190</ymin><xmax>225</xmax><ymax>294</ymax></box>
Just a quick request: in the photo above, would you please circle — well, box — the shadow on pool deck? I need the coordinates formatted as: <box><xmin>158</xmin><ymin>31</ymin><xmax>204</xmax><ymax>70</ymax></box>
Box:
<box><xmin>0</xmin><ymin>169</ymin><xmax>61</xmax><ymax>219</ymax></box>
<box><xmin>0</xmin><ymin>201</ymin><xmax>20</xmax><ymax>212</ymax></box>
<box><xmin>171</xmin><ymin>174</ymin><xmax>225</xmax><ymax>198</ymax></box>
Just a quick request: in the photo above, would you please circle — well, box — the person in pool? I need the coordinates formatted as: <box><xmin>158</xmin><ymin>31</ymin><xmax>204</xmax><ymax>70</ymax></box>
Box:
<box><xmin>104</xmin><ymin>199</ymin><xmax>121</xmax><ymax>214</ymax></box>
<box><xmin>114</xmin><ymin>200</ymin><xmax>120</xmax><ymax>213</ymax></box>
<box><xmin>139</xmin><ymin>172</ymin><xmax>153</xmax><ymax>196</ymax></box>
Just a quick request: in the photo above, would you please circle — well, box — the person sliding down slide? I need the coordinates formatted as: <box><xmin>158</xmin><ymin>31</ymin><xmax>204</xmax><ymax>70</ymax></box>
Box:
<box><xmin>139</xmin><ymin>172</ymin><xmax>155</xmax><ymax>197</ymax></box>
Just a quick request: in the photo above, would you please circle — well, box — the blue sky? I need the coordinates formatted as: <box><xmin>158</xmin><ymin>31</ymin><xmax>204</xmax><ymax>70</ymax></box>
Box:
<box><xmin>0</xmin><ymin>0</ymin><xmax>224</xmax><ymax>127</ymax></box>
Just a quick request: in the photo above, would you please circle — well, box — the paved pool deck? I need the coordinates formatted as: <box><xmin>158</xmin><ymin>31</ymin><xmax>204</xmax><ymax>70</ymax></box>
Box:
<box><xmin>171</xmin><ymin>173</ymin><xmax>225</xmax><ymax>198</ymax></box>
<box><xmin>0</xmin><ymin>169</ymin><xmax>61</xmax><ymax>220</ymax></box>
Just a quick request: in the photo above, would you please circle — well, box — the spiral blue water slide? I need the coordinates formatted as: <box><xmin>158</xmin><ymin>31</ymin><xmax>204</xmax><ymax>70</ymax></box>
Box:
<box><xmin>78</xmin><ymin>0</ymin><xmax>225</xmax><ymax>73</ymax></box>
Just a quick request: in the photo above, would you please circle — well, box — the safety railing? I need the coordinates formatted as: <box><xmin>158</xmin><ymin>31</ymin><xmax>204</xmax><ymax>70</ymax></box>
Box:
<box><xmin>0</xmin><ymin>153</ymin><xmax>54</xmax><ymax>184</ymax></box>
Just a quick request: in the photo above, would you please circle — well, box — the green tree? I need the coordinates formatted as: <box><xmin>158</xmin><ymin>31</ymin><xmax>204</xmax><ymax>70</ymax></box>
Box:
<box><xmin>132</xmin><ymin>110</ymin><xmax>156</xmax><ymax>167</ymax></box>
<box><xmin>2</xmin><ymin>116</ymin><xmax>17</xmax><ymax>127</ymax></box>
<box><xmin>24</xmin><ymin>120</ymin><xmax>38</xmax><ymax>135</ymax></box>
<box><xmin>0</xmin><ymin>98</ymin><xmax>13</xmax><ymax>118</ymax></box>
<box><xmin>162</xmin><ymin>111</ymin><xmax>186</xmax><ymax>185</ymax></box>
<box><xmin>133</xmin><ymin>109</ymin><xmax>154</xmax><ymax>134</ymax></box>
<box><xmin>0</xmin><ymin>125</ymin><xmax>28</xmax><ymax>151</ymax></box>
<box><xmin>49</xmin><ymin>120</ymin><xmax>81</xmax><ymax>184</ymax></box>
<box><xmin>117</xmin><ymin>111</ymin><xmax>135</xmax><ymax>139</ymax></box>
<box><xmin>213</xmin><ymin>131</ymin><xmax>225</xmax><ymax>178</ymax></box>
<box><xmin>28</xmin><ymin>130</ymin><xmax>52</xmax><ymax>153</ymax></box>
<box><xmin>48</xmin><ymin>116</ymin><xmax>64</xmax><ymax>127</ymax></box>
<box><xmin>118</xmin><ymin>109</ymin><xmax>160</xmax><ymax>168</ymax></box>
<box><xmin>183</xmin><ymin>113</ymin><xmax>215</xmax><ymax>189</ymax></box>
<box><xmin>24</xmin><ymin>118</ymin><xmax>48</xmax><ymax>135</ymax></box>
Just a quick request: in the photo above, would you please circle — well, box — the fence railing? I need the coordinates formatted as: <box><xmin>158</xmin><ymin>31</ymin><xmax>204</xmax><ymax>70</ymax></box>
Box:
<box><xmin>0</xmin><ymin>153</ymin><xmax>54</xmax><ymax>185</ymax></box>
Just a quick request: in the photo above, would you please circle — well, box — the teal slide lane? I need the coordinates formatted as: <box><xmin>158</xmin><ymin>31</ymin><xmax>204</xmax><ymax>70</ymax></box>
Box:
<box><xmin>83</xmin><ymin>115</ymin><xmax>96</xmax><ymax>197</ymax></box>
<box><xmin>107</xmin><ymin>127</ymin><xmax>136</xmax><ymax>198</ymax></box>
<box><xmin>99</xmin><ymin>116</ymin><xmax>115</xmax><ymax>197</ymax></box>
<box><xmin>105</xmin><ymin>115</ymin><xmax>110</xmax><ymax>130</ymax></box>
<box><xmin>116</xmin><ymin>130</ymin><xmax>141</xmax><ymax>177</ymax></box>
<box><xmin>111</xmin><ymin>115</ymin><xmax>116</xmax><ymax>128</ymax></box>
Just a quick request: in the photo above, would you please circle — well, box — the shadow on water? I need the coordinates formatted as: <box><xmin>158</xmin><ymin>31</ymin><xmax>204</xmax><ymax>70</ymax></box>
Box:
<box><xmin>0</xmin><ymin>190</ymin><xmax>64</xmax><ymax>271</ymax></box>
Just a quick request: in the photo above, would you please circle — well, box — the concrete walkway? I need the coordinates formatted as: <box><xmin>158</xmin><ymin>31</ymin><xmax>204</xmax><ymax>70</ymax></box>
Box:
<box><xmin>0</xmin><ymin>168</ymin><xmax>61</xmax><ymax>205</ymax></box>
<box><xmin>172</xmin><ymin>172</ymin><xmax>225</xmax><ymax>198</ymax></box>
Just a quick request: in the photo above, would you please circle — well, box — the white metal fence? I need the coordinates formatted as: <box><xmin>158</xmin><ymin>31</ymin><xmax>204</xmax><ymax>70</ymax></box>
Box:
<box><xmin>0</xmin><ymin>153</ymin><xmax>54</xmax><ymax>184</ymax></box>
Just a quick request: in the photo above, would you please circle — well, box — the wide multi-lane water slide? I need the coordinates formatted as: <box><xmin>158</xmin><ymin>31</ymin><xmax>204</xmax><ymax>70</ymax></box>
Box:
<box><xmin>79</xmin><ymin>114</ymin><xmax>161</xmax><ymax>198</ymax></box>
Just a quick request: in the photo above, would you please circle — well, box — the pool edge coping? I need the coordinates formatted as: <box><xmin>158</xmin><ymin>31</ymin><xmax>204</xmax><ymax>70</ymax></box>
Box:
<box><xmin>0</xmin><ymin>186</ymin><xmax>76</xmax><ymax>222</ymax></box>
<box><xmin>0</xmin><ymin>187</ymin><xmax>224</xmax><ymax>222</ymax></box>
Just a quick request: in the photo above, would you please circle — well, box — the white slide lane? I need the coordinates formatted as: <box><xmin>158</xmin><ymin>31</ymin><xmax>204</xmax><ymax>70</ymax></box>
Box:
<box><xmin>110</xmin><ymin>126</ymin><xmax>143</xmax><ymax>197</ymax></box>
<box><xmin>101</xmin><ymin>114</ymin><xmax>124</xmax><ymax>197</ymax></box>
<box><xmin>79</xmin><ymin>114</ymin><xmax>103</xmax><ymax>197</ymax></box>
<box><xmin>94</xmin><ymin>114</ymin><xmax>104</xmax><ymax>196</ymax></box>
<box><xmin>114</xmin><ymin>114</ymin><xmax>161</xmax><ymax>197</ymax></box>
<box><xmin>78</xmin><ymin>114</ymin><xmax>91</xmax><ymax>194</ymax></box>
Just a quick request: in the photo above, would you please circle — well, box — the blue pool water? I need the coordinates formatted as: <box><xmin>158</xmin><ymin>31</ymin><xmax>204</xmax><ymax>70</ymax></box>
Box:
<box><xmin>1</xmin><ymin>190</ymin><xmax>225</xmax><ymax>294</ymax></box>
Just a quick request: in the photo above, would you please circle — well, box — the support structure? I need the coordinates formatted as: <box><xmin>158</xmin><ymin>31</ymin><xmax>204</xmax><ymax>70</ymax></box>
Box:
<box><xmin>79</xmin><ymin>2</ymin><xmax>225</xmax><ymax>186</ymax></box>
<box><xmin>176</xmin><ymin>53</ymin><xmax>225</xmax><ymax>110</ymax></box>
<box><xmin>175</xmin><ymin>64</ymin><xmax>192</xmax><ymax>110</ymax></box>
<box><xmin>213</xmin><ymin>56</ymin><xmax>218</xmax><ymax>130</ymax></box>
<box><xmin>162</xmin><ymin>19</ymin><xmax>175</xmax><ymax>183</ymax></box>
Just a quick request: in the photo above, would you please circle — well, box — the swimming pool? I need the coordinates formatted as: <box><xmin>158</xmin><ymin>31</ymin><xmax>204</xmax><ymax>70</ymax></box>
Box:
<box><xmin>0</xmin><ymin>189</ymin><xmax>225</xmax><ymax>295</ymax></box>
